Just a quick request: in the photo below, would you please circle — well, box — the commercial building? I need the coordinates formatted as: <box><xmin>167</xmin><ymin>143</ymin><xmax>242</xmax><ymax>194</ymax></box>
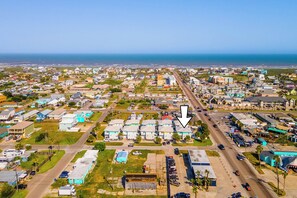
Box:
<box><xmin>188</xmin><ymin>150</ymin><xmax>217</xmax><ymax>186</ymax></box>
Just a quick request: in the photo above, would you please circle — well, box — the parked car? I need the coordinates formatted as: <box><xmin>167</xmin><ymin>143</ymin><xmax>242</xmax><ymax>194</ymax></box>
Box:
<box><xmin>59</xmin><ymin>171</ymin><xmax>69</xmax><ymax>178</ymax></box>
<box><xmin>245</xmin><ymin>183</ymin><xmax>251</xmax><ymax>191</ymax></box>
<box><xmin>174</xmin><ymin>192</ymin><xmax>190</xmax><ymax>198</ymax></box>
<box><xmin>218</xmin><ymin>144</ymin><xmax>225</xmax><ymax>150</ymax></box>
<box><xmin>30</xmin><ymin>171</ymin><xmax>36</xmax><ymax>176</ymax></box>
<box><xmin>174</xmin><ymin>148</ymin><xmax>180</xmax><ymax>155</ymax></box>
<box><xmin>128</xmin><ymin>143</ymin><xmax>134</xmax><ymax>147</ymax></box>
<box><xmin>234</xmin><ymin>170</ymin><xmax>240</xmax><ymax>176</ymax></box>
<box><xmin>15</xmin><ymin>184</ymin><xmax>27</xmax><ymax>189</ymax></box>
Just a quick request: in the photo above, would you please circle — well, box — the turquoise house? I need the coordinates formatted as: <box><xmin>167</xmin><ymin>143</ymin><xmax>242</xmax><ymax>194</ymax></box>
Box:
<box><xmin>257</xmin><ymin>138</ymin><xmax>267</xmax><ymax>146</ymax></box>
<box><xmin>31</xmin><ymin>98</ymin><xmax>51</xmax><ymax>108</ymax></box>
<box><xmin>74</xmin><ymin>110</ymin><xmax>93</xmax><ymax>123</ymax></box>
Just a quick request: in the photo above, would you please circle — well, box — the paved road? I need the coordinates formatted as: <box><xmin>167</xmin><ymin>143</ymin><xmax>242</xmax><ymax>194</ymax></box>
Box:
<box><xmin>26</xmin><ymin>108</ymin><xmax>111</xmax><ymax>198</ymax></box>
<box><xmin>173</xmin><ymin>71</ymin><xmax>276</xmax><ymax>198</ymax></box>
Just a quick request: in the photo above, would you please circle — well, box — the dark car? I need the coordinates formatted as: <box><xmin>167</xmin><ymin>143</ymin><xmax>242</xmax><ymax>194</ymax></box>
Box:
<box><xmin>59</xmin><ymin>171</ymin><xmax>69</xmax><ymax>178</ymax></box>
<box><xmin>236</xmin><ymin>154</ymin><xmax>245</xmax><ymax>161</ymax></box>
<box><xmin>218</xmin><ymin>144</ymin><xmax>225</xmax><ymax>150</ymax></box>
<box><xmin>30</xmin><ymin>171</ymin><xmax>36</xmax><ymax>176</ymax></box>
<box><xmin>213</xmin><ymin>124</ymin><xmax>218</xmax><ymax>128</ymax></box>
<box><xmin>174</xmin><ymin>192</ymin><xmax>190</xmax><ymax>198</ymax></box>
<box><xmin>15</xmin><ymin>184</ymin><xmax>27</xmax><ymax>189</ymax></box>
<box><xmin>234</xmin><ymin>170</ymin><xmax>240</xmax><ymax>176</ymax></box>
<box><xmin>128</xmin><ymin>143</ymin><xmax>134</xmax><ymax>147</ymax></box>
<box><xmin>245</xmin><ymin>183</ymin><xmax>251</xmax><ymax>191</ymax></box>
<box><xmin>174</xmin><ymin>148</ymin><xmax>180</xmax><ymax>155</ymax></box>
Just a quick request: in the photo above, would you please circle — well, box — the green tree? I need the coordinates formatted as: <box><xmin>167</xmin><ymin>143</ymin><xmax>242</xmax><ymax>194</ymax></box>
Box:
<box><xmin>94</xmin><ymin>142</ymin><xmax>106</xmax><ymax>151</ymax></box>
<box><xmin>135</xmin><ymin>135</ymin><xmax>142</xmax><ymax>144</ymax></box>
<box><xmin>184</xmin><ymin>135</ymin><xmax>191</xmax><ymax>143</ymax></box>
<box><xmin>87</xmin><ymin>135</ymin><xmax>95</xmax><ymax>143</ymax></box>
<box><xmin>172</xmin><ymin>133</ymin><xmax>181</xmax><ymax>142</ymax></box>
<box><xmin>154</xmin><ymin>136</ymin><xmax>162</xmax><ymax>144</ymax></box>
<box><xmin>0</xmin><ymin>183</ymin><xmax>15</xmax><ymax>197</ymax></box>
<box><xmin>204</xmin><ymin>169</ymin><xmax>210</xmax><ymax>191</ymax></box>
<box><xmin>256</xmin><ymin>145</ymin><xmax>264</xmax><ymax>169</ymax></box>
<box><xmin>68</xmin><ymin>101</ymin><xmax>76</xmax><ymax>107</ymax></box>
<box><xmin>25</xmin><ymin>145</ymin><xmax>32</xmax><ymax>150</ymax></box>
<box><xmin>192</xmin><ymin>185</ymin><xmax>198</xmax><ymax>198</ymax></box>
<box><xmin>15</xmin><ymin>143</ymin><xmax>24</xmax><ymax>150</ymax></box>
<box><xmin>273</xmin><ymin>155</ymin><xmax>281</xmax><ymax>195</ymax></box>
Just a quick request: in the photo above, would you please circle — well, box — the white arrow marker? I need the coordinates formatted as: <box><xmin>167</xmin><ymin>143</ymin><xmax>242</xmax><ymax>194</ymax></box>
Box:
<box><xmin>177</xmin><ymin>105</ymin><xmax>192</xmax><ymax>128</ymax></box>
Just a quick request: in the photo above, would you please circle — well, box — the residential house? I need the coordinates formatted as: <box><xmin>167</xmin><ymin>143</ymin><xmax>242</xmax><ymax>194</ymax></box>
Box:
<box><xmin>140</xmin><ymin>126</ymin><xmax>156</xmax><ymax>140</ymax></box>
<box><xmin>108</xmin><ymin>119</ymin><xmax>124</xmax><ymax>127</ymax></box>
<box><xmin>8</xmin><ymin>121</ymin><xmax>34</xmax><ymax>138</ymax></box>
<box><xmin>48</xmin><ymin>108</ymin><xmax>66</xmax><ymax>120</ymax></box>
<box><xmin>158</xmin><ymin>126</ymin><xmax>174</xmax><ymax>140</ymax></box>
<box><xmin>176</xmin><ymin>126</ymin><xmax>192</xmax><ymax>139</ymax></box>
<box><xmin>0</xmin><ymin>108</ymin><xmax>15</xmax><ymax>121</ymax></box>
<box><xmin>36</xmin><ymin>109</ymin><xmax>53</xmax><ymax>122</ymax></box>
<box><xmin>122</xmin><ymin>125</ymin><xmax>139</xmax><ymax>140</ymax></box>
<box><xmin>74</xmin><ymin>110</ymin><xmax>93</xmax><ymax>123</ymax></box>
<box><xmin>59</xmin><ymin>114</ymin><xmax>78</xmax><ymax>131</ymax></box>
<box><xmin>104</xmin><ymin>125</ymin><xmax>122</xmax><ymax>140</ymax></box>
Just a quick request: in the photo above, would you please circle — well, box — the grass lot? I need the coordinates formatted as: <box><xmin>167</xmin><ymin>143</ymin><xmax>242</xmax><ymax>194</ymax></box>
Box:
<box><xmin>267</xmin><ymin>68</ymin><xmax>296</xmax><ymax>76</ymax></box>
<box><xmin>148</xmin><ymin>87</ymin><xmax>182</xmax><ymax>94</ymax></box>
<box><xmin>21</xmin><ymin>153</ymin><xmax>48</xmax><ymax>170</ymax></box>
<box><xmin>104</xmin><ymin>112</ymin><xmax>131</xmax><ymax>123</ymax></box>
<box><xmin>38</xmin><ymin>150</ymin><xmax>65</xmax><ymax>173</ymax></box>
<box><xmin>95</xmin><ymin>126</ymin><xmax>105</xmax><ymax>140</ymax></box>
<box><xmin>268</xmin><ymin>182</ymin><xmax>286</xmax><ymax>197</ymax></box>
<box><xmin>11</xmin><ymin>190</ymin><xmax>28</xmax><ymax>198</ymax></box>
<box><xmin>90</xmin><ymin>112</ymin><xmax>102</xmax><ymax>122</ymax></box>
<box><xmin>21</xmin><ymin>121</ymin><xmax>83</xmax><ymax>145</ymax></box>
<box><xmin>142</xmin><ymin>113</ymin><xmax>159</xmax><ymax>120</ymax></box>
<box><xmin>134</xmin><ymin>79</ymin><xmax>147</xmax><ymax>94</ymax></box>
<box><xmin>71</xmin><ymin>150</ymin><xmax>86</xmax><ymax>163</ymax></box>
<box><xmin>100</xmin><ymin>78</ymin><xmax>123</xmax><ymax>86</ymax></box>
<box><xmin>134</xmin><ymin>142</ymin><xmax>161</xmax><ymax>146</ymax></box>
<box><xmin>206</xmin><ymin>150</ymin><xmax>220</xmax><ymax>157</ymax></box>
<box><xmin>105</xmin><ymin>142</ymin><xmax>124</xmax><ymax>146</ymax></box>
<box><xmin>76</xmin><ymin>149</ymin><xmax>164</xmax><ymax>195</ymax></box>
<box><xmin>172</xmin><ymin>139</ymin><xmax>213</xmax><ymax>147</ymax></box>
<box><xmin>243</xmin><ymin>152</ymin><xmax>264</xmax><ymax>174</ymax></box>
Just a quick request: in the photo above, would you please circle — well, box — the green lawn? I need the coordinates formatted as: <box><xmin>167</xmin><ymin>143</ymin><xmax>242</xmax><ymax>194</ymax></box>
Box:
<box><xmin>267</xmin><ymin>68</ymin><xmax>296</xmax><ymax>76</ymax></box>
<box><xmin>206</xmin><ymin>150</ymin><xmax>220</xmax><ymax>157</ymax></box>
<box><xmin>105</xmin><ymin>142</ymin><xmax>123</xmax><ymax>146</ymax></box>
<box><xmin>38</xmin><ymin>150</ymin><xmax>65</xmax><ymax>173</ymax></box>
<box><xmin>100</xmin><ymin>79</ymin><xmax>123</xmax><ymax>86</ymax></box>
<box><xmin>21</xmin><ymin>121</ymin><xmax>83</xmax><ymax>145</ymax></box>
<box><xmin>71</xmin><ymin>150</ymin><xmax>86</xmax><ymax>163</ymax></box>
<box><xmin>243</xmin><ymin>152</ymin><xmax>264</xmax><ymax>174</ymax></box>
<box><xmin>20</xmin><ymin>153</ymin><xmax>48</xmax><ymax>170</ymax></box>
<box><xmin>95</xmin><ymin>126</ymin><xmax>105</xmax><ymax>140</ymax></box>
<box><xmin>134</xmin><ymin>79</ymin><xmax>148</xmax><ymax>94</ymax></box>
<box><xmin>134</xmin><ymin>142</ymin><xmax>161</xmax><ymax>146</ymax></box>
<box><xmin>90</xmin><ymin>112</ymin><xmax>102</xmax><ymax>122</ymax></box>
<box><xmin>11</xmin><ymin>190</ymin><xmax>28</xmax><ymax>198</ymax></box>
<box><xmin>172</xmin><ymin>139</ymin><xmax>213</xmax><ymax>147</ymax></box>
<box><xmin>76</xmin><ymin>149</ymin><xmax>164</xmax><ymax>195</ymax></box>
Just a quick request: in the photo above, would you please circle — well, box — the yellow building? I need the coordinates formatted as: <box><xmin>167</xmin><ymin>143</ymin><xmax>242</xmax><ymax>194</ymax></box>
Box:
<box><xmin>157</xmin><ymin>74</ymin><xmax>165</xmax><ymax>87</ymax></box>
<box><xmin>0</xmin><ymin>94</ymin><xmax>7</xmax><ymax>103</ymax></box>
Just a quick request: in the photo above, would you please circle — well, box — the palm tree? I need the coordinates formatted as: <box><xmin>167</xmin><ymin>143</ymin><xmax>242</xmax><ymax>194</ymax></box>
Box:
<box><xmin>204</xmin><ymin>169</ymin><xmax>210</xmax><ymax>191</ymax></box>
<box><xmin>273</xmin><ymin>155</ymin><xmax>281</xmax><ymax>195</ymax></box>
<box><xmin>283</xmin><ymin>171</ymin><xmax>288</xmax><ymax>192</ymax></box>
<box><xmin>192</xmin><ymin>185</ymin><xmax>198</xmax><ymax>198</ymax></box>
<box><xmin>195</xmin><ymin>170</ymin><xmax>201</xmax><ymax>189</ymax></box>
<box><xmin>256</xmin><ymin>145</ymin><xmax>263</xmax><ymax>169</ymax></box>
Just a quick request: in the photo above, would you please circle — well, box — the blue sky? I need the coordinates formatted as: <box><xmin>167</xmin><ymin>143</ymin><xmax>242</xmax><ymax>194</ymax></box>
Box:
<box><xmin>0</xmin><ymin>0</ymin><xmax>296</xmax><ymax>54</ymax></box>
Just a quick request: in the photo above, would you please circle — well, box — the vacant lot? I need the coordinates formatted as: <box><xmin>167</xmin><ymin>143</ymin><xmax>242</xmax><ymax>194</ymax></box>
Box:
<box><xmin>21</xmin><ymin>121</ymin><xmax>83</xmax><ymax>145</ymax></box>
<box><xmin>76</xmin><ymin>149</ymin><xmax>164</xmax><ymax>196</ymax></box>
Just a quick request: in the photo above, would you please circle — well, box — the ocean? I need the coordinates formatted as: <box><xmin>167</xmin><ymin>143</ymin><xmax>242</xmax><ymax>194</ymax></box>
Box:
<box><xmin>0</xmin><ymin>54</ymin><xmax>297</xmax><ymax>67</ymax></box>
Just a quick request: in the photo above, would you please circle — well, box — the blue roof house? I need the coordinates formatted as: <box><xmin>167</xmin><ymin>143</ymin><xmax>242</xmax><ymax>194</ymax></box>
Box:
<box><xmin>36</xmin><ymin>109</ymin><xmax>53</xmax><ymax>122</ymax></box>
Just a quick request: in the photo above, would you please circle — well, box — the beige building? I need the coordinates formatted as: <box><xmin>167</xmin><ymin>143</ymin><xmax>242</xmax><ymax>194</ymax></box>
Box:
<box><xmin>8</xmin><ymin>121</ymin><xmax>34</xmax><ymax>138</ymax></box>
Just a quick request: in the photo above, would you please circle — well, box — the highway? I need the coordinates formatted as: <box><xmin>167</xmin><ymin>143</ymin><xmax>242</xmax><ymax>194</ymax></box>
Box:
<box><xmin>173</xmin><ymin>71</ymin><xmax>275</xmax><ymax>198</ymax></box>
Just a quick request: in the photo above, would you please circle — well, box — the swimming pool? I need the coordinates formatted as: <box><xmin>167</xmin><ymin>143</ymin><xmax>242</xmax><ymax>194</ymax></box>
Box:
<box><xmin>116</xmin><ymin>151</ymin><xmax>128</xmax><ymax>163</ymax></box>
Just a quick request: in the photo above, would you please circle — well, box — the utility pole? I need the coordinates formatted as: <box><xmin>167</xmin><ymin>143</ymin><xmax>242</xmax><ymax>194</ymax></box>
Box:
<box><xmin>15</xmin><ymin>168</ymin><xmax>19</xmax><ymax>191</ymax></box>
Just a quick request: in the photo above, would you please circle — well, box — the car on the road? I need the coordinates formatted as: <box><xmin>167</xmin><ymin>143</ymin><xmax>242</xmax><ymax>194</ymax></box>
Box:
<box><xmin>234</xmin><ymin>170</ymin><xmax>240</xmax><ymax>176</ymax></box>
<box><xmin>174</xmin><ymin>148</ymin><xmax>180</xmax><ymax>155</ymax></box>
<box><xmin>128</xmin><ymin>143</ymin><xmax>134</xmax><ymax>147</ymax></box>
<box><xmin>174</xmin><ymin>192</ymin><xmax>190</xmax><ymax>198</ymax></box>
<box><xmin>203</xmin><ymin>109</ymin><xmax>207</xmax><ymax>111</ymax></box>
<box><xmin>236</xmin><ymin>154</ymin><xmax>245</xmax><ymax>161</ymax></box>
<box><xmin>213</xmin><ymin>124</ymin><xmax>218</xmax><ymax>128</ymax></box>
<box><xmin>218</xmin><ymin>144</ymin><xmax>225</xmax><ymax>150</ymax></box>
<box><xmin>204</xmin><ymin>113</ymin><xmax>208</xmax><ymax>116</ymax></box>
<box><xmin>59</xmin><ymin>171</ymin><xmax>69</xmax><ymax>178</ymax></box>
<box><xmin>245</xmin><ymin>183</ymin><xmax>251</xmax><ymax>191</ymax></box>
<box><xmin>30</xmin><ymin>171</ymin><xmax>36</xmax><ymax>176</ymax></box>
<box><xmin>162</xmin><ymin>142</ymin><xmax>166</xmax><ymax>146</ymax></box>
<box><xmin>197</xmin><ymin>110</ymin><xmax>202</xmax><ymax>112</ymax></box>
